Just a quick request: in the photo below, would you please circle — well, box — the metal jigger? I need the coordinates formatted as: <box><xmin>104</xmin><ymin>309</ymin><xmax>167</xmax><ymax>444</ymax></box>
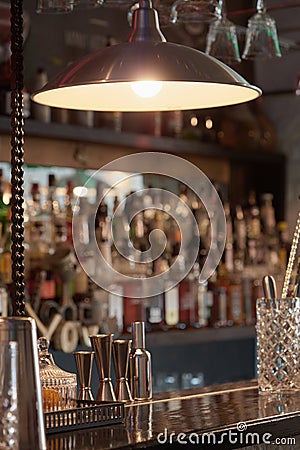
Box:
<box><xmin>73</xmin><ymin>351</ymin><xmax>95</xmax><ymax>401</ymax></box>
<box><xmin>90</xmin><ymin>334</ymin><xmax>116</xmax><ymax>402</ymax></box>
<box><xmin>113</xmin><ymin>339</ymin><xmax>133</xmax><ymax>402</ymax></box>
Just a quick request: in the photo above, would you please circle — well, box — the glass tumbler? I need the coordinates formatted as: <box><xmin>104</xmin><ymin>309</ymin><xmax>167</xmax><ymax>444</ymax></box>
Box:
<box><xmin>256</xmin><ymin>297</ymin><xmax>300</xmax><ymax>394</ymax></box>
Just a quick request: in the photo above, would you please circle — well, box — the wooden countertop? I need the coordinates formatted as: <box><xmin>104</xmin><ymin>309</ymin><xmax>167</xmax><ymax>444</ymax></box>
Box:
<box><xmin>46</xmin><ymin>380</ymin><xmax>300</xmax><ymax>449</ymax></box>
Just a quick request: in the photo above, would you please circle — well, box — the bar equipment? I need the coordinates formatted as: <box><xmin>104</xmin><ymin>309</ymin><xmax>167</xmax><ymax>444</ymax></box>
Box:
<box><xmin>90</xmin><ymin>334</ymin><xmax>116</xmax><ymax>401</ymax></box>
<box><xmin>256</xmin><ymin>296</ymin><xmax>300</xmax><ymax>394</ymax></box>
<box><xmin>0</xmin><ymin>318</ymin><xmax>46</xmax><ymax>450</ymax></box>
<box><xmin>0</xmin><ymin>342</ymin><xmax>18</xmax><ymax>450</ymax></box>
<box><xmin>113</xmin><ymin>339</ymin><xmax>133</xmax><ymax>402</ymax></box>
<box><xmin>281</xmin><ymin>211</ymin><xmax>300</xmax><ymax>298</ymax></box>
<box><xmin>73</xmin><ymin>351</ymin><xmax>95</xmax><ymax>401</ymax></box>
<box><xmin>262</xmin><ymin>275</ymin><xmax>277</xmax><ymax>299</ymax></box>
<box><xmin>38</xmin><ymin>336</ymin><xmax>77</xmax><ymax>411</ymax></box>
<box><xmin>129</xmin><ymin>321</ymin><xmax>152</xmax><ymax>400</ymax></box>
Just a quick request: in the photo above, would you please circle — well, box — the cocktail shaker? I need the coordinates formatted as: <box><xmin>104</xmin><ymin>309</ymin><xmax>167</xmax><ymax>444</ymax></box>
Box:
<box><xmin>129</xmin><ymin>322</ymin><xmax>152</xmax><ymax>400</ymax></box>
<box><xmin>0</xmin><ymin>317</ymin><xmax>46</xmax><ymax>450</ymax></box>
<box><xmin>90</xmin><ymin>334</ymin><xmax>116</xmax><ymax>401</ymax></box>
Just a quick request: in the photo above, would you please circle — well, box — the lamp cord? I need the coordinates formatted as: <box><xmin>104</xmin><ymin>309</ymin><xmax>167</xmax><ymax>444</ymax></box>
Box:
<box><xmin>10</xmin><ymin>0</ymin><xmax>26</xmax><ymax>316</ymax></box>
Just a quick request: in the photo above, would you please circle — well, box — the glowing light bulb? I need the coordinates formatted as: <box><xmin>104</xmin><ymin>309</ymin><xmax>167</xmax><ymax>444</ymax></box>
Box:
<box><xmin>205</xmin><ymin>117</ymin><xmax>213</xmax><ymax>129</ymax></box>
<box><xmin>190</xmin><ymin>115</ymin><xmax>198</xmax><ymax>127</ymax></box>
<box><xmin>131</xmin><ymin>81</ymin><xmax>162</xmax><ymax>98</ymax></box>
<box><xmin>73</xmin><ymin>186</ymin><xmax>88</xmax><ymax>197</ymax></box>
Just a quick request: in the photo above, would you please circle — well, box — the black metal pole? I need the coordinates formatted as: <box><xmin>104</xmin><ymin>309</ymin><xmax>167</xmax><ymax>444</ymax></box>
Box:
<box><xmin>10</xmin><ymin>0</ymin><xmax>26</xmax><ymax>316</ymax></box>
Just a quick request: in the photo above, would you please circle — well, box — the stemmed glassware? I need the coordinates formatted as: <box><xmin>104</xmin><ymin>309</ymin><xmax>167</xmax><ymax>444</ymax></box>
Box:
<box><xmin>73</xmin><ymin>0</ymin><xmax>103</xmax><ymax>9</ymax></box>
<box><xmin>242</xmin><ymin>0</ymin><xmax>281</xmax><ymax>60</ymax></box>
<box><xmin>102</xmin><ymin>0</ymin><xmax>136</xmax><ymax>9</ymax></box>
<box><xmin>153</xmin><ymin>0</ymin><xmax>175</xmax><ymax>27</ymax></box>
<box><xmin>36</xmin><ymin>0</ymin><xmax>74</xmax><ymax>13</ymax></box>
<box><xmin>205</xmin><ymin>0</ymin><xmax>241</xmax><ymax>65</ymax></box>
<box><xmin>170</xmin><ymin>0</ymin><xmax>217</xmax><ymax>24</ymax></box>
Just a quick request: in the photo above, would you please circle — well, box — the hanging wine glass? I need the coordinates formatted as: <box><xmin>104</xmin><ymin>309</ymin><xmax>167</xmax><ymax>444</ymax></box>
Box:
<box><xmin>170</xmin><ymin>0</ymin><xmax>218</xmax><ymax>24</ymax></box>
<box><xmin>36</xmin><ymin>0</ymin><xmax>74</xmax><ymax>13</ymax></box>
<box><xmin>102</xmin><ymin>0</ymin><xmax>136</xmax><ymax>9</ymax></box>
<box><xmin>242</xmin><ymin>0</ymin><xmax>281</xmax><ymax>60</ymax></box>
<box><xmin>153</xmin><ymin>0</ymin><xmax>175</xmax><ymax>27</ymax></box>
<box><xmin>205</xmin><ymin>0</ymin><xmax>241</xmax><ymax>64</ymax></box>
<box><xmin>73</xmin><ymin>0</ymin><xmax>103</xmax><ymax>9</ymax></box>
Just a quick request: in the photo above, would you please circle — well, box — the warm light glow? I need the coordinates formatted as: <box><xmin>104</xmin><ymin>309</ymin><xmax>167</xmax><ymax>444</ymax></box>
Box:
<box><xmin>3</xmin><ymin>192</ymin><xmax>11</xmax><ymax>205</ymax></box>
<box><xmin>33</xmin><ymin>82</ymin><xmax>261</xmax><ymax>112</ymax></box>
<box><xmin>73</xmin><ymin>186</ymin><xmax>88</xmax><ymax>197</ymax></box>
<box><xmin>130</xmin><ymin>80</ymin><xmax>163</xmax><ymax>98</ymax></box>
<box><xmin>190</xmin><ymin>116</ymin><xmax>198</xmax><ymax>127</ymax></box>
<box><xmin>205</xmin><ymin>117</ymin><xmax>213</xmax><ymax>129</ymax></box>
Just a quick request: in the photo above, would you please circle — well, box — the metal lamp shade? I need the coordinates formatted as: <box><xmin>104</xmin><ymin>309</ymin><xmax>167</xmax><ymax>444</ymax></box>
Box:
<box><xmin>31</xmin><ymin>40</ymin><xmax>261</xmax><ymax>112</ymax></box>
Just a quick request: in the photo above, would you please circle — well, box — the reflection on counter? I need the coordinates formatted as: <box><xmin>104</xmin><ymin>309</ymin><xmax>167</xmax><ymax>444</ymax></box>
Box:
<box><xmin>46</xmin><ymin>381</ymin><xmax>300</xmax><ymax>450</ymax></box>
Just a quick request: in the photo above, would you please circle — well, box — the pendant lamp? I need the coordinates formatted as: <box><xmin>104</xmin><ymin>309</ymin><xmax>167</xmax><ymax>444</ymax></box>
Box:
<box><xmin>31</xmin><ymin>0</ymin><xmax>261</xmax><ymax>112</ymax></box>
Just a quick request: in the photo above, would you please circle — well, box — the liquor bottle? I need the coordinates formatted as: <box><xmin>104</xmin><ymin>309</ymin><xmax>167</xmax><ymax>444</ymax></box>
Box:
<box><xmin>208</xmin><ymin>272</ymin><xmax>224</xmax><ymax>327</ymax></box>
<box><xmin>223</xmin><ymin>202</ymin><xmax>234</xmax><ymax>272</ymax></box>
<box><xmin>123</xmin><ymin>285</ymin><xmax>147</xmax><ymax>334</ymax></box>
<box><xmin>244</xmin><ymin>191</ymin><xmax>263</xmax><ymax>266</ymax></box>
<box><xmin>27</xmin><ymin>221</ymin><xmax>52</xmax><ymax>299</ymax></box>
<box><xmin>65</xmin><ymin>180</ymin><xmax>74</xmax><ymax>245</ymax></box>
<box><xmin>0</xmin><ymin>169</ymin><xmax>9</xmax><ymax>239</ymax></box>
<box><xmin>74</xmin><ymin>197</ymin><xmax>95</xmax><ymax>278</ymax></box>
<box><xmin>111</xmin><ymin>195</ymin><xmax>129</xmax><ymax>264</ymax></box>
<box><xmin>0</xmin><ymin>204</ymin><xmax>12</xmax><ymax>285</ymax></box>
<box><xmin>95</xmin><ymin>197</ymin><xmax>112</xmax><ymax>266</ymax></box>
<box><xmin>164</xmin><ymin>280</ymin><xmax>179</xmax><ymax>330</ymax></box>
<box><xmin>227</xmin><ymin>273</ymin><xmax>244</xmax><ymax>326</ymax></box>
<box><xmin>234</xmin><ymin>205</ymin><xmax>247</xmax><ymax>272</ymax></box>
<box><xmin>277</xmin><ymin>221</ymin><xmax>290</xmax><ymax>270</ymax></box>
<box><xmin>260</xmin><ymin>193</ymin><xmax>280</xmax><ymax>270</ymax></box>
<box><xmin>195</xmin><ymin>280</ymin><xmax>212</xmax><ymax>328</ymax></box>
<box><xmin>44</xmin><ymin>173</ymin><xmax>60</xmax><ymax>253</ymax></box>
<box><xmin>29</xmin><ymin>182</ymin><xmax>42</xmax><ymax>220</ymax></box>
<box><xmin>108</xmin><ymin>286</ymin><xmax>124</xmax><ymax>336</ymax></box>
<box><xmin>145</xmin><ymin>293</ymin><xmax>165</xmax><ymax>331</ymax></box>
<box><xmin>178</xmin><ymin>271</ymin><xmax>197</xmax><ymax>329</ymax></box>
<box><xmin>215</xmin><ymin>266</ymin><xmax>229</xmax><ymax>327</ymax></box>
<box><xmin>260</xmin><ymin>193</ymin><xmax>276</xmax><ymax>236</ymax></box>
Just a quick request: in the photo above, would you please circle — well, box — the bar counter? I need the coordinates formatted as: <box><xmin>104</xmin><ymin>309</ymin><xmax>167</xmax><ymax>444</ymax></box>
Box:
<box><xmin>46</xmin><ymin>380</ymin><xmax>300</xmax><ymax>449</ymax></box>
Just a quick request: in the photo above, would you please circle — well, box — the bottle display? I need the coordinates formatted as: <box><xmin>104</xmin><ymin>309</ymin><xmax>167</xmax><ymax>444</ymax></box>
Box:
<box><xmin>0</xmin><ymin>164</ymin><xmax>289</xmax><ymax>353</ymax></box>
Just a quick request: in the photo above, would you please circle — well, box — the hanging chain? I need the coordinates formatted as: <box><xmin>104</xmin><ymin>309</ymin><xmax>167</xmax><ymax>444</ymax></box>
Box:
<box><xmin>10</xmin><ymin>0</ymin><xmax>26</xmax><ymax>316</ymax></box>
